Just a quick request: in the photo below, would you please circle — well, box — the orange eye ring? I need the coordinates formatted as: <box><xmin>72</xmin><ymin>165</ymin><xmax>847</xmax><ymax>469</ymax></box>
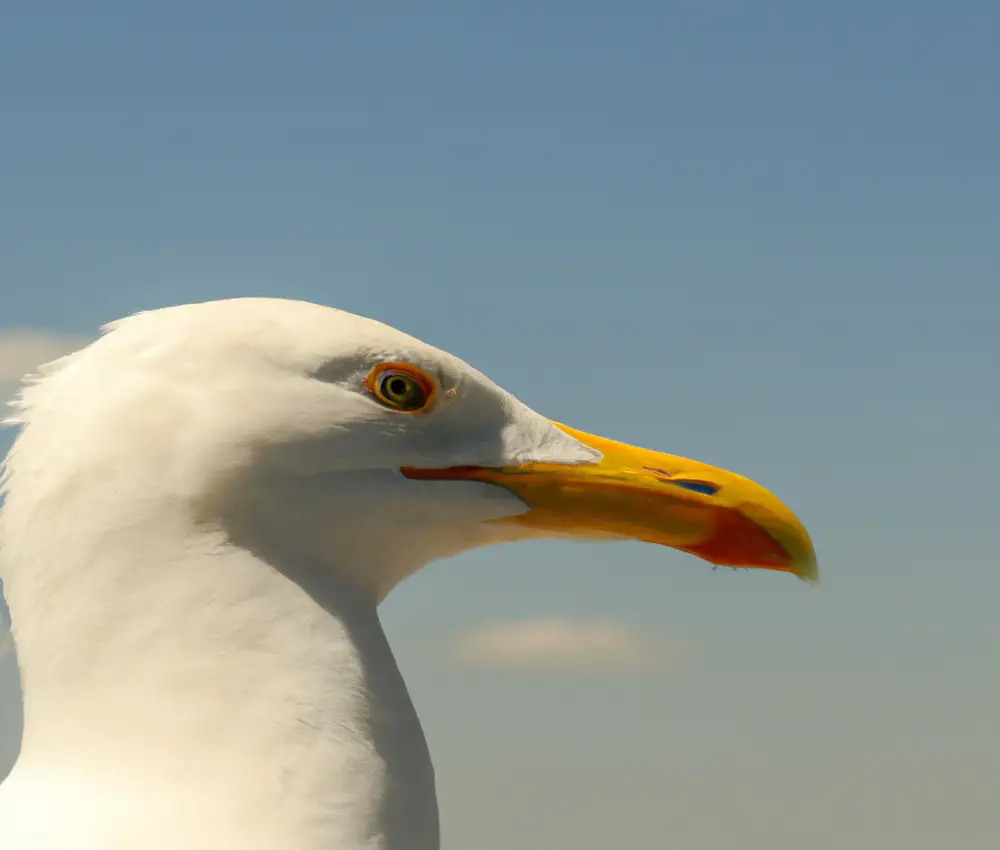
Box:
<box><xmin>365</xmin><ymin>362</ymin><xmax>436</xmax><ymax>413</ymax></box>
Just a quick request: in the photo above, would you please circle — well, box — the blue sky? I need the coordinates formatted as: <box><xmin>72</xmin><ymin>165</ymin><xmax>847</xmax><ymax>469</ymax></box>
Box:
<box><xmin>2</xmin><ymin>2</ymin><xmax>998</xmax><ymax>847</ymax></box>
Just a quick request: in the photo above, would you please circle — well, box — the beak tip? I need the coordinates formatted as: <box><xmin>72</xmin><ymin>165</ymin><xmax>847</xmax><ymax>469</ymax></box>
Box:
<box><xmin>798</xmin><ymin>562</ymin><xmax>820</xmax><ymax>584</ymax></box>
<box><xmin>790</xmin><ymin>546</ymin><xmax>820</xmax><ymax>584</ymax></box>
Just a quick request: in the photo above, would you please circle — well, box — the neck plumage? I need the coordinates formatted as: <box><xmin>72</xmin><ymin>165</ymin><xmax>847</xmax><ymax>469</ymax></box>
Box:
<box><xmin>0</xmin><ymin>491</ymin><xmax>439</xmax><ymax>850</ymax></box>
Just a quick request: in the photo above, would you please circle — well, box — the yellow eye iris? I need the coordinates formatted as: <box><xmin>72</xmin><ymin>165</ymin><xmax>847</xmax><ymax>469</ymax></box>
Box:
<box><xmin>379</xmin><ymin>373</ymin><xmax>423</xmax><ymax>408</ymax></box>
<box><xmin>366</xmin><ymin>363</ymin><xmax>435</xmax><ymax>412</ymax></box>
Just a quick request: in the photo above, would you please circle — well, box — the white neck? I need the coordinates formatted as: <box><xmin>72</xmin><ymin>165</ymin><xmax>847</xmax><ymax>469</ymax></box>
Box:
<box><xmin>0</xmin><ymin>487</ymin><xmax>439</xmax><ymax>850</ymax></box>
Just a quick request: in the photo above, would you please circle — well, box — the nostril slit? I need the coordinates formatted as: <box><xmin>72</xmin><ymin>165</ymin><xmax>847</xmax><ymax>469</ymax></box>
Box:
<box><xmin>642</xmin><ymin>468</ymin><xmax>720</xmax><ymax>496</ymax></box>
<box><xmin>671</xmin><ymin>480</ymin><xmax>720</xmax><ymax>496</ymax></box>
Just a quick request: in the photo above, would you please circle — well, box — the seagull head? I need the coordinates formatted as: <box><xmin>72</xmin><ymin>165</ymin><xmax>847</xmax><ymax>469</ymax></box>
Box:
<box><xmin>5</xmin><ymin>297</ymin><xmax>816</xmax><ymax>602</ymax></box>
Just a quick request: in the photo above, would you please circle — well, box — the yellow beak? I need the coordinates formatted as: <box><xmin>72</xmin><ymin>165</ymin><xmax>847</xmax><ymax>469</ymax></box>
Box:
<box><xmin>403</xmin><ymin>422</ymin><xmax>818</xmax><ymax>582</ymax></box>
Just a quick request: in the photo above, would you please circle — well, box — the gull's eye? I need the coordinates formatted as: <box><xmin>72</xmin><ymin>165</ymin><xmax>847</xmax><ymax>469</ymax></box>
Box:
<box><xmin>366</xmin><ymin>363</ymin><xmax>435</xmax><ymax>412</ymax></box>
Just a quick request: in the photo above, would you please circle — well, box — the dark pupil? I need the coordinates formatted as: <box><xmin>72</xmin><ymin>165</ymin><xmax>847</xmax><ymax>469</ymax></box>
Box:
<box><xmin>387</xmin><ymin>377</ymin><xmax>410</xmax><ymax>399</ymax></box>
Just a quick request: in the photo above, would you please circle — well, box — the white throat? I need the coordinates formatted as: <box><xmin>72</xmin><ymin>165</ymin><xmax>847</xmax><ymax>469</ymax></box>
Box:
<box><xmin>0</xmin><ymin>482</ymin><xmax>439</xmax><ymax>850</ymax></box>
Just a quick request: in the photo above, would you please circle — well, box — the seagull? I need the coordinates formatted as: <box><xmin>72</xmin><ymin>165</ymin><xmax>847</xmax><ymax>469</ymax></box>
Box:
<box><xmin>0</xmin><ymin>298</ymin><xmax>816</xmax><ymax>850</ymax></box>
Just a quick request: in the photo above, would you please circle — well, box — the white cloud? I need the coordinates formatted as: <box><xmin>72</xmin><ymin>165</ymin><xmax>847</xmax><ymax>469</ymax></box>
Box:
<box><xmin>0</xmin><ymin>330</ymin><xmax>89</xmax><ymax>402</ymax></box>
<box><xmin>452</xmin><ymin>617</ymin><xmax>677</xmax><ymax>675</ymax></box>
